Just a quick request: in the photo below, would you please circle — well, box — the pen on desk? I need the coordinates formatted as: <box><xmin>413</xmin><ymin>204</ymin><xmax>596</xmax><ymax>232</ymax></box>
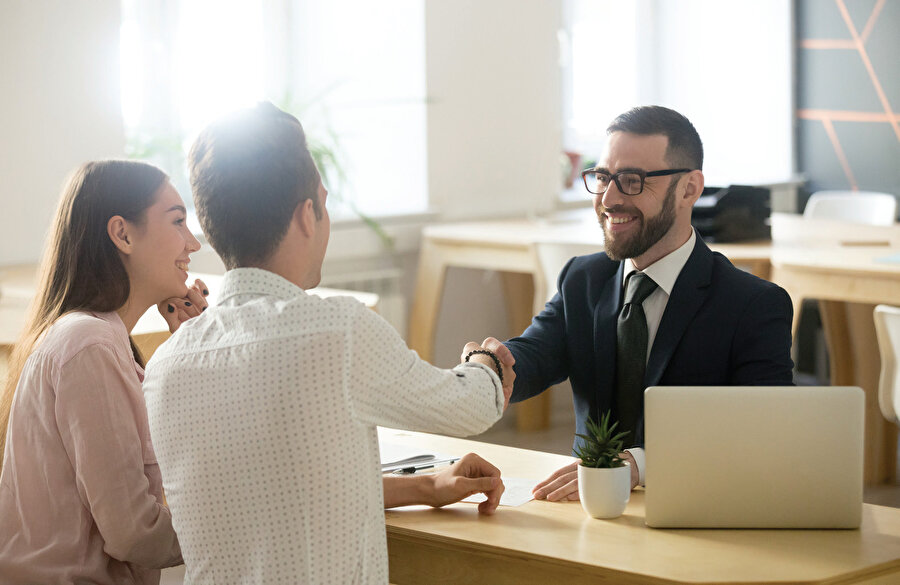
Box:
<box><xmin>393</xmin><ymin>457</ymin><xmax>459</xmax><ymax>474</ymax></box>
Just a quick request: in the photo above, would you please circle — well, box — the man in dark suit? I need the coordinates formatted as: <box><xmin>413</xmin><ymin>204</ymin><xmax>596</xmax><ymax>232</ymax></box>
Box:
<box><xmin>472</xmin><ymin>106</ymin><xmax>794</xmax><ymax>501</ymax></box>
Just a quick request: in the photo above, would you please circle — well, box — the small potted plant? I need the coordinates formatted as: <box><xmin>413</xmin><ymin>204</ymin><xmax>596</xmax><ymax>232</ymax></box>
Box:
<box><xmin>574</xmin><ymin>411</ymin><xmax>632</xmax><ymax>519</ymax></box>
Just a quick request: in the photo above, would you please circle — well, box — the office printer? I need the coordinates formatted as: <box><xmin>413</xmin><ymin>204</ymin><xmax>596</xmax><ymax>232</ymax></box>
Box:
<box><xmin>691</xmin><ymin>185</ymin><xmax>771</xmax><ymax>242</ymax></box>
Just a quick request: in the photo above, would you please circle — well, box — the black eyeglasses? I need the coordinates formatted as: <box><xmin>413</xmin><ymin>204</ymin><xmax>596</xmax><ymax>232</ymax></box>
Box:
<box><xmin>581</xmin><ymin>168</ymin><xmax>692</xmax><ymax>196</ymax></box>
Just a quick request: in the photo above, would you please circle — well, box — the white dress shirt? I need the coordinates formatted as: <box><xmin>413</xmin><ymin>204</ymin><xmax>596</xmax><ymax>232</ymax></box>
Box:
<box><xmin>622</xmin><ymin>229</ymin><xmax>696</xmax><ymax>484</ymax></box>
<box><xmin>143</xmin><ymin>268</ymin><xmax>504</xmax><ymax>585</ymax></box>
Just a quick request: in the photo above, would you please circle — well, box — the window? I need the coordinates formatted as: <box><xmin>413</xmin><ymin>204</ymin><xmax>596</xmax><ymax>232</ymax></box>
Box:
<box><xmin>561</xmin><ymin>0</ymin><xmax>794</xmax><ymax>195</ymax></box>
<box><xmin>120</xmin><ymin>0</ymin><xmax>427</xmax><ymax>219</ymax></box>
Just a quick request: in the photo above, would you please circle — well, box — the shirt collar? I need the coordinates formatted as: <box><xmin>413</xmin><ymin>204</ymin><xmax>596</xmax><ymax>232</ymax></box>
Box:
<box><xmin>217</xmin><ymin>267</ymin><xmax>308</xmax><ymax>303</ymax></box>
<box><xmin>621</xmin><ymin>228</ymin><xmax>696</xmax><ymax>296</ymax></box>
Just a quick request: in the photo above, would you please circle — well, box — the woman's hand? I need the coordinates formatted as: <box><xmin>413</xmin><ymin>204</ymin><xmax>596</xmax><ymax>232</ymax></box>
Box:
<box><xmin>157</xmin><ymin>278</ymin><xmax>210</xmax><ymax>333</ymax></box>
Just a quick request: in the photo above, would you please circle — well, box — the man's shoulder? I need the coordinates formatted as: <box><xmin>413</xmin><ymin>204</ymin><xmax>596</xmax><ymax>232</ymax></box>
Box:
<box><xmin>563</xmin><ymin>251</ymin><xmax>620</xmax><ymax>283</ymax></box>
<box><xmin>708</xmin><ymin>250</ymin><xmax>781</xmax><ymax>293</ymax></box>
<box><xmin>147</xmin><ymin>293</ymin><xmax>366</xmax><ymax>365</ymax></box>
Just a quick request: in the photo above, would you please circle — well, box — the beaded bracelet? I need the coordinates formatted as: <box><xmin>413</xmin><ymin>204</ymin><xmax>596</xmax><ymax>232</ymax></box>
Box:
<box><xmin>465</xmin><ymin>349</ymin><xmax>504</xmax><ymax>384</ymax></box>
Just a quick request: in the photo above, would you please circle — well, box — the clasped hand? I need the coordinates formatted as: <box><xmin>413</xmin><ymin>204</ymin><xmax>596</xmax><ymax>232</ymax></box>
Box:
<box><xmin>460</xmin><ymin>337</ymin><xmax>515</xmax><ymax>410</ymax></box>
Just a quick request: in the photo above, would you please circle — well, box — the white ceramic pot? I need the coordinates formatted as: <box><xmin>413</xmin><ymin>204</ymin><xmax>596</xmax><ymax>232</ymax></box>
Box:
<box><xmin>577</xmin><ymin>462</ymin><xmax>631</xmax><ymax>519</ymax></box>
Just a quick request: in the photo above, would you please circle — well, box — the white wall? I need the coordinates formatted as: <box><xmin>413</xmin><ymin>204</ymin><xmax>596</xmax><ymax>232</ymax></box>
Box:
<box><xmin>424</xmin><ymin>1</ymin><xmax>564</xmax><ymax>365</ymax></box>
<box><xmin>426</xmin><ymin>0</ymin><xmax>563</xmax><ymax>220</ymax></box>
<box><xmin>0</xmin><ymin>0</ymin><xmax>126</xmax><ymax>265</ymax></box>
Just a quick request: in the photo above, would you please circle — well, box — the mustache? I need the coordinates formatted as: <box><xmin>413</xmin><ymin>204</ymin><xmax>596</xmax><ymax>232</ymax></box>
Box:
<box><xmin>599</xmin><ymin>204</ymin><xmax>642</xmax><ymax>216</ymax></box>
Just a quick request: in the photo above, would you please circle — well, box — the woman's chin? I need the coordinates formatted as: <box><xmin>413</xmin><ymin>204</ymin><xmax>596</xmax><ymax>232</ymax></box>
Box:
<box><xmin>161</xmin><ymin>284</ymin><xmax>188</xmax><ymax>303</ymax></box>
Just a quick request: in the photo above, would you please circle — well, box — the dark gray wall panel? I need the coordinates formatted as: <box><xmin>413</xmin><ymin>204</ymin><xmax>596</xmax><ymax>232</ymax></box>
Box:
<box><xmin>799</xmin><ymin>119</ymin><xmax>853</xmax><ymax>192</ymax></box>
<box><xmin>796</xmin><ymin>0</ymin><xmax>899</xmax><ymax>203</ymax></box>
<box><xmin>864</xmin><ymin>1</ymin><xmax>900</xmax><ymax>111</ymax></box>
<box><xmin>798</xmin><ymin>48</ymin><xmax>884</xmax><ymax>110</ymax></box>
<box><xmin>798</xmin><ymin>0</ymin><xmax>853</xmax><ymax>38</ymax></box>
<box><xmin>837</xmin><ymin>121</ymin><xmax>900</xmax><ymax>194</ymax></box>
<box><xmin>845</xmin><ymin>0</ymin><xmax>880</xmax><ymax>33</ymax></box>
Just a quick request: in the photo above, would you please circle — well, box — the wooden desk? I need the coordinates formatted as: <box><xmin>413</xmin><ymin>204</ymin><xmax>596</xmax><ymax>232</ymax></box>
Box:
<box><xmin>772</xmin><ymin>246</ymin><xmax>900</xmax><ymax>484</ymax></box>
<box><xmin>383</xmin><ymin>430</ymin><xmax>900</xmax><ymax>585</ymax></box>
<box><xmin>0</xmin><ymin>265</ymin><xmax>379</xmax><ymax>361</ymax></box>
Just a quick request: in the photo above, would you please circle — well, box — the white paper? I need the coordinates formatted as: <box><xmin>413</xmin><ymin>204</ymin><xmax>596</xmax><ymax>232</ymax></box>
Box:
<box><xmin>379</xmin><ymin>441</ymin><xmax>455</xmax><ymax>472</ymax></box>
<box><xmin>462</xmin><ymin>477</ymin><xmax>536</xmax><ymax>507</ymax></box>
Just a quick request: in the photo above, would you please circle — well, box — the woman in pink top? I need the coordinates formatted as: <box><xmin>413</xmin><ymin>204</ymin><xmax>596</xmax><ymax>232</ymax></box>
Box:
<box><xmin>0</xmin><ymin>160</ymin><xmax>208</xmax><ymax>584</ymax></box>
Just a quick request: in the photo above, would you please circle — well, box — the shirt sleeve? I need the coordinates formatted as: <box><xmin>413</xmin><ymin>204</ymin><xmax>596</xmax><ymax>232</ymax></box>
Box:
<box><xmin>503</xmin><ymin>258</ymin><xmax>576</xmax><ymax>402</ymax></box>
<box><xmin>344</xmin><ymin>303</ymin><xmax>504</xmax><ymax>436</ymax></box>
<box><xmin>54</xmin><ymin>344</ymin><xmax>182</xmax><ymax>568</ymax></box>
<box><xmin>625</xmin><ymin>447</ymin><xmax>645</xmax><ymax>486</ymax></box>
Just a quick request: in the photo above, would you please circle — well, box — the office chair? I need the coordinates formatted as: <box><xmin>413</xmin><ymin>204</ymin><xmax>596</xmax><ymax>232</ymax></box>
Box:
<box><xmin>874</xmin><ymin>305</ymin><xmax>900</xmax><ymax>425</ymax></box>
<box><xmin>797</xmin><ymin>191</ymin><xmax>898</xmax><ymax>383</ymax></box>
<box><xmin>804</xmin><ymin>191</ymin><xmax>898</xmax><ymax>225</ymax></box>
<box><xmin>534</xmin><ymin>241</ymin><xmax>603</xmax><ymax>302</ymax></box>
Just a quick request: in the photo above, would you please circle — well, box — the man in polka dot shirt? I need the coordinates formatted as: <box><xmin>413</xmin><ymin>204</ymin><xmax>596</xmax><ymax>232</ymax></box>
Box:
<box><xmin>143</xmin><ymin>102</ymin><xmax>516</xmax><ymax>584</ymax></box>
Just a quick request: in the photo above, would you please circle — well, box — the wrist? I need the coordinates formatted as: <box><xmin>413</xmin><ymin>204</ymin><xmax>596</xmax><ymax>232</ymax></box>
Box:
<box><xmin>465</xmin><ymin>349</ymin><xmax>503</xmax><ymax>384</ymax></box>
<box><xmin>383</xmin><ymin>473</ymin><xmax>437</xmax><ymax>508</ymax></box>
<box><xmin>415</xmin><ymin>473</ymin><xmax>438</xmax><ymax>507</ymax></box>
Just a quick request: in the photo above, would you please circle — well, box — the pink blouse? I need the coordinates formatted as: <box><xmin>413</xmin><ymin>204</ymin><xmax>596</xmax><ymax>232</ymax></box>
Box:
<box><xmin>0</xmin><ymin>311</ymin><xmax>181</xmax><ymax>584</ymax></box>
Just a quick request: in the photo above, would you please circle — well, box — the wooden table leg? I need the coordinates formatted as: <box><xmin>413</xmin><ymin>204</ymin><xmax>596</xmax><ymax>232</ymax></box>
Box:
<box><xmin>822</xmin><ymin>301</ymin><xmax>897</xmax><ymax>484</ymax></box>
<box><xmin>408</xmin><ymin>239</ymin><xmax>450</xmax><ymax>363</ymax></box>
<box><xmin>501</xmin><ymin>272</ymin><xmax>551</xmax><ymax>432</ymax></box>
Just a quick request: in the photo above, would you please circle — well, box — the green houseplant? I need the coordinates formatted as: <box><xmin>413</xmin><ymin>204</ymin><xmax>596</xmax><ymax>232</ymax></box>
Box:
<box><xmin>575</xmin><ymin>411</ymin><xmax>632</xmax><ymax>518</ymax></box>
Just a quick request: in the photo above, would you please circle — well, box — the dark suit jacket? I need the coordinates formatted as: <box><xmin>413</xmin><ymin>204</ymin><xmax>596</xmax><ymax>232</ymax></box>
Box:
<box><xmin>504</xmin><ymin>236</ymin><xmax>794</xmax><ymax>452</ymax></box>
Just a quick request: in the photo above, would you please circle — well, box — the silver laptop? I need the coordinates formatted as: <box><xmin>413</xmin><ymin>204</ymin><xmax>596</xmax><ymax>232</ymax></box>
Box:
<box><xmin>644</xmin><ymin>386</ymin><xmax>864</xmax><ymax>529</ymax></box>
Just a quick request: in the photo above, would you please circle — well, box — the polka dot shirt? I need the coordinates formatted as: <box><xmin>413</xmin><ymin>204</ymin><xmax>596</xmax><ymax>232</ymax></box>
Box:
<box><xmin>143</xmin><ymin>268</ymin><xmax>503</xmax><ymax>584</ymax></box>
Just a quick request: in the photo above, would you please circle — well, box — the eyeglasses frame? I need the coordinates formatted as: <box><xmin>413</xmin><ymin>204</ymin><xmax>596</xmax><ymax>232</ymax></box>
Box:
<box><xmin>581</xmin><ymin>167</ymin><xmax>693</xmax><ymax>196</ymax></box>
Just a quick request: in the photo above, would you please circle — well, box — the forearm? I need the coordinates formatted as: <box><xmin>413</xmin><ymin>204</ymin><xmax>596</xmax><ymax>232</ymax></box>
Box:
<box><xmin>503</xmin><ymin>339</ymin><xmax>567</xmax><ymax>402</ymax></box>
<box><xmin>383</xmin><ymin>474</ymin><xmax>436</xmax><ymax>509</ymax></box>
<box><xmin>357</xmin><ymin>359</ymin><xmax>504</xmax><ymax>436</ymax></box>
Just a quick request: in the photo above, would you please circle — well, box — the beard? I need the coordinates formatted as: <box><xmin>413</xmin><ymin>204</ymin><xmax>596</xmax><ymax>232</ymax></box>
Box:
<box><xmin>600</xmin><ymin>179</ymin><xmax>678</xmax><ymax>261</ymax></box>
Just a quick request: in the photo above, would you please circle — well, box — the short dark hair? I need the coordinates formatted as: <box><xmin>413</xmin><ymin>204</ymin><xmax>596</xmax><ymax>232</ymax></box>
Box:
<box><xmin>189</xmin><ymin>102</ymin><xmax>320</xmax><ymax>269</ymax></box>
<box><xmin>607</xmin><ymin>106</ymin><xmax>704</xmax><ymax>170</ymax></box>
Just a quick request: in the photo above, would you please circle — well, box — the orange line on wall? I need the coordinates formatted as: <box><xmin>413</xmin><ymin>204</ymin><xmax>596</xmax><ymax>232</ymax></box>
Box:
<box><xmin>860</xmin><ymin>0</ymin><xmax>885</xmax><ymax>44</ymax></box>
<box><xmin>835</xmin><ymin>0</ymin><xmax>900</xmax><ymax>142</ymax></box>
<box><xmin>855</xmin><ymin>47</ymin><xmax>900</xmax><ymax>141</ymax></box>
<box><xmin>835</xmin><ymin>0</ymin><xmax>861</xmax><ymax>37</ymax></box>
<box><xmin>821</xmin><ymin>118</ymin><xmax>858</xmax><ymax>191</ymax></box>
<box><xmin>798</xmin><ymin>109</ymin><xmax>899</xmax><ymax>123</ymax></box>
<box><xmin>800</xmin><ymin>39</ymin><xmax>856</xmax><ymax>49</ymax></box>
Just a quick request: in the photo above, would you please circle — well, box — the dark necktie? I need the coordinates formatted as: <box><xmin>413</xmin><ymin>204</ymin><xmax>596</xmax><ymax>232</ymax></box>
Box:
<box><xmin>615</xmin><ymin>271</ymin><xmax>659</xmax><ymax>445</ymax></box>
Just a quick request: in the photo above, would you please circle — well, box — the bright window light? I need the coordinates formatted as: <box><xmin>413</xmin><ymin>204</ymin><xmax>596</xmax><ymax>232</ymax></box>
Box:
<box><xmin>119</xmin><ymin>0</ymin><xmax>427</xmax><ymax>219</ymax></box>
<box><xmin>562</xmin><ymin>0</ymin><xmax>793</xmax><ymax>189</ymax></box>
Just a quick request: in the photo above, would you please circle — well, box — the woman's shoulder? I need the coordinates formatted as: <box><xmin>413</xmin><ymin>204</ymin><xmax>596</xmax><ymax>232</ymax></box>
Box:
<box><xmin>38</xmin><ymin>311</ymin><xmax>129</xmax><ymax>363</ymax></box>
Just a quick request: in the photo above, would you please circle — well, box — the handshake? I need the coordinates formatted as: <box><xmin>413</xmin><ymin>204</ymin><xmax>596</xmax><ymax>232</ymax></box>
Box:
<box><xmin>460</xmin><ymin>337</ymin><xmax>516</xmax><ymax>411</ymax></box>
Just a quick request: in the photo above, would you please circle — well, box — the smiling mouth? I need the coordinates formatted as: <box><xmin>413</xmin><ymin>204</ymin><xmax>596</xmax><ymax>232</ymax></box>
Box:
<box><xmin>175</xmin><ymin>261</ymin><xmax>189</xmax><ymax>271</ymax></box>
<box><xmin>608</xmin><ymin>216</ymin><xmax>636</xmax><ymax>224</ymax></box>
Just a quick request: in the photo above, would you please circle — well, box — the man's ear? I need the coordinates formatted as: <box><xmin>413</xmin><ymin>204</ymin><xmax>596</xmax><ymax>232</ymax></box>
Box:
<box><xmin>680</xmin><ymin>170</ymin><xmax>705</xmax><ymax>208</ymax></box>
<box><xmin>295</xmin><ymin>198</ymin><xmax>317</xmax><ymax>238</ymax></box>
<box><xmin>107</xmin><ymin>216</ymin><xmax>133</xmax><ymax>254</ymax></box>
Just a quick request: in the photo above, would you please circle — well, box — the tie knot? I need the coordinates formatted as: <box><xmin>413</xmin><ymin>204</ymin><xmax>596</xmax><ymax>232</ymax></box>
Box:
<box><xmin>624</xmin><ymin>271</ymin><xmax>658</xmax><ymax>305</ymax></box>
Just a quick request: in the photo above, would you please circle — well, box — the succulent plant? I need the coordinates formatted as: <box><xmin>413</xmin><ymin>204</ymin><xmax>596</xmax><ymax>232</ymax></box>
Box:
<box><xmin>574</xmin><ymin>411</ymin><xmax>630</xmax><ymax>468</ymax></box>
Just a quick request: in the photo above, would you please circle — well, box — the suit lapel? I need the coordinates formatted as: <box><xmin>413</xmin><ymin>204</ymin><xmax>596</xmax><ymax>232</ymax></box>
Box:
<box><xmin>593</xmin><ymin>261</ymin><xmax>624</xmax><ymax>416</ymax></box>
<box><xmin>644</xmin><ymin>237</ymin><xmax>714</xmax><ymax>387</ymax></box>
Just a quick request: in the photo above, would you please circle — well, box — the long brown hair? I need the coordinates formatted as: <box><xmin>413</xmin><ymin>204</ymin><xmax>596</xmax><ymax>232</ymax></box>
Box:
<box><xmin>0</xmin><ymin>160</ymin><xmax>168</xmax><ymax>464</ymax></box>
